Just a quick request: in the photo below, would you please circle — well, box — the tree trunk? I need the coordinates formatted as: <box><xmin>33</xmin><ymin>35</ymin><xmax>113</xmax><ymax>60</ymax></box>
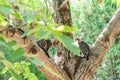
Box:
<box><xmin>51</xmin><ymin>0</ymin><xmax>120</xmax><ymax>80</ymax></box>
<box><xmin>0</xmin><ymin>0</ymin><xmax>120</xmax><ymax>80</ymax></box>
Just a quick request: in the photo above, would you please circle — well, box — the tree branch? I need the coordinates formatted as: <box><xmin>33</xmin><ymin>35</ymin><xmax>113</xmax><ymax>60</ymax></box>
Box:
<box><xmin>1</xmin><ymin>1</ymin><xmax>120</xmax><ymax>80</ymax></box>
<box><xmin>0</xmin><ymin>26</ymin><xmax>70</xmax><ymax>80</ymax></box>
<box><xmin>74</xmin><ymin>8</ymin><xmax>120</xmax><ymax>80</ymax></box>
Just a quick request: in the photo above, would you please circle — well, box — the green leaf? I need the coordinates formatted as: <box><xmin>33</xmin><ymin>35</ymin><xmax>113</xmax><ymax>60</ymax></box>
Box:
<box><xmin>28</xmin><ymin>73</ymin><xmax>38</xmax><ymax>80</ymax></box>
<box><xmin>0</xmin><ymin>6</ymin><xmax>12</xmax><ymax>15</ymax></box>
<box><xmin>52</xmin><ymin>31</ymin><xmax>80</xmax><ymax>56</ymax></box>
<box><xmin>13</xmin><ymin>13</ymin><xmax>22</xmax><ymax>20</ymax></box>
<box><xmin>22</xmin><ymin>29</ymin><xmax>30</xmax><ymax>37</ymax></box>
<box><xmin>9</xmin><ymin>69</ymin><xmax>22</xmax><ymax>80</ymax></box>
<box><xmin>9</xmin><ymin>0</ymin><xmax>15</xmax><ymax>3</ymax></box>
<box><xmin>57</xmin><ymin>34</ymin><xmax>80</xmax><ymax>56</ymax></box>
<box><xmin>0</xmin><ymin>14</ymin><xmax>8</xmax><ymax>26</ymax></box>
<box><xmin>55</xmin><ymin>25</ymin><xmax>78</xmax><ymax>33</ymax></box>
<box><xmin>0</xmin><ymin>40</ymin><xmax>14</xmax><ymax>58</ymax></box>
<box><xmin>0</xmin><ymin>40</ymin><xmax>9</xmax><ymax>48</ymax></box>
<box><xmin>1</xmin><ymin>67</ymin><xmax>8</xmax><ymax>74</ymax></box>
<box><xmin>0</xmin><ymin>35</ymin><xmax>5</xmax><ymax>42</ymax></box>
<box><xmin>2</xmin><ymin>61</ymin><xmax>22</xmax><ymax>80</ymax></box>
<box><xmin>23</xmin><ymin>11</ymin><xmax>36</xmax><ymax>23</ymax></box>
<box><xmin>30</xmin><ymin>56</ymin><xmax>45</xmax><ymax>66</ymax></box>
<box><xmin>0</xmin><ymin>0</ymin><xmax>10</xmax><ymax>5</ymax></box>
<box><xmin>0</xmin><ymin>40</ymin><xmax>12</xmax><ymax>52</ymax></box>
<box><xmin>8</xmin><ymin>40</ymin><xmax>17</xmax><ymax>47</ymax></box>
<box><xmin>2</xmin><ymin>60</ymin><xmax>16</xmax><ymax>72</ymax></box>
<box><xmin>0</xmin><ymin>51</ymin><xmax>5</xmax><ymax>61</ymax></box>
<box><xmin>113</xmin><ymin>0</ymin><xmax>120</xmax><ymax>6</ymax></box>
<box><xmin>12</xmin><ymin>48</ymin><xmax>25</xmax><ymax>59</ymax></box>
<box><xmin>35</xmin><ymin>28</ymin><xmax>50</xmax><ymax>39</ymax></box>
<box><xmin>29</xmin><ymin>24</ymin><xmax>43</xmax><ymax>34</ymax></box>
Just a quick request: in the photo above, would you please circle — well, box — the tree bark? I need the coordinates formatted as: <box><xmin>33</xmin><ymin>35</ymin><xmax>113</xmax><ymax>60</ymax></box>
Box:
<box><xmin>0</xmin><ymin>0</ymin><xmax>120</xmax><ymax>80</ymax></box>
<box><xmin>51</xmin><ymin>0</ymin><xmax>120</xmax><ymax>80</ymax></box>
<box><xmin>0</xmin><ymin>26</ymin><xmax>69</xmax><ymax>80</ymax></box>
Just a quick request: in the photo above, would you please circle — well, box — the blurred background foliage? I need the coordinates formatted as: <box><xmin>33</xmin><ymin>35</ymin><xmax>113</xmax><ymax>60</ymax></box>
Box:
<box><xmin>0</xmin><ymin>0</ymin><xmax>120</xmax><ymax>80</ymax></box>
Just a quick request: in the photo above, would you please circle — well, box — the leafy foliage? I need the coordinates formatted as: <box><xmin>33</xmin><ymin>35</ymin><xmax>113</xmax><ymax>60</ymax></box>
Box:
<box><xmin>0</xmin><ymin>0</ymin><xmax>49</xmax><ymax>79</ymax></box>
<box><xmin>96</xmin><ymin>38</ymin><xmax>120</xmax><ymax>79</ymax></box>
<box><xmin>1</xmin><ymin>0</ymin><xmax>80</xmax><ymax>55</ymax></box>
<box><xmin>0</xmin><ymin>0</ymin><xmax>120</xmax><ymax>80</ymax></box>
<box><xmin>1</xmin><ymin>61</ymin><xmax>38</xmax><ymax>80</ymax></box>
<box><xmin>0</xmin><ymin>0</ymin><xmax>79</xmax><ymax>79</ymax></box>
<box><xmin>71</xmin><ymin>0</ymin><xmax>117</xmax><ymax>43</ymax></box>
<box><xmin>70</xmin><ymin>0</ymin><xmax>120</xmax><ymax>80</ymax></box>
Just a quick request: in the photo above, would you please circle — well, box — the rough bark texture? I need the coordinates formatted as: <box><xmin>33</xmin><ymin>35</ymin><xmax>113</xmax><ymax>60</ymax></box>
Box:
<box><xmin>51</xmin><ymin>0</ymin><xmax>78</xmax><ymax>80</ymax></box>
<box><xmin>0</xmin><ymin>0</ymin><xmax>120</xmax><ymax>80</ymax></box>
<box><xmin>76</xmin><ymin>8</ymin><xmax>120</xmax><ymax>80</ymax></box>
<box><xmin>0</xmin><ymin>26</ymin><xmax>69</xmax><ymax>80</ymax></box>
<box><xmin>51</xmin><ymin>0</ymin><xmax>120</xmax><ymax>80</ymax></box>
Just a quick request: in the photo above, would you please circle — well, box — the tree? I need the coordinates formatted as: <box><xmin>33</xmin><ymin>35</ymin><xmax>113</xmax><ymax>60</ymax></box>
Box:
<box><xmin>0</xmin><ymin>0</ymin><xmax>120</xmax><ymax>80</ymax></box>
